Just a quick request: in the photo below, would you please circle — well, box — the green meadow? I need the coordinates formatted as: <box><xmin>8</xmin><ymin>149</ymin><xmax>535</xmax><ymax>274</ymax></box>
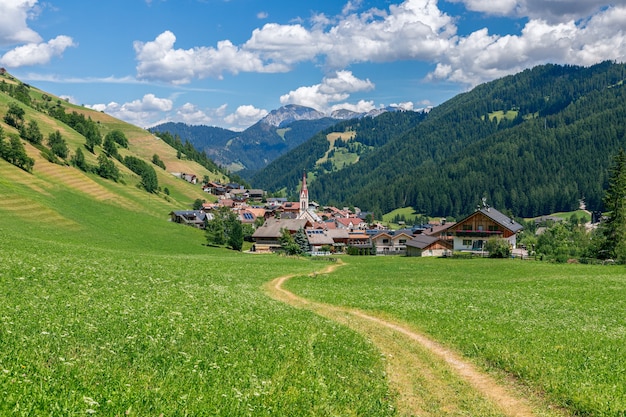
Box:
<box><xmin>0</xmin><ymin>180</ymin><xmax>394</xmax><ymax>415</ymax></box>
<box><xmin>286</xmin><ymin>256</ymin><xmax>626</xmax><ymax>417</ymax></box>
<box><xmin>1</xmin><ymin>160</ymin><xmax>625</xmax><ymax>416</ymax></box>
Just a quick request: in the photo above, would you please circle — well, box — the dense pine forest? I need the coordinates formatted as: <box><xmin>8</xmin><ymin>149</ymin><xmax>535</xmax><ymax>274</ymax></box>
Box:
<box><xmin>254</xmin><ymin>62</ymin><xmax>626</xmax><ymax>218</ymax></box>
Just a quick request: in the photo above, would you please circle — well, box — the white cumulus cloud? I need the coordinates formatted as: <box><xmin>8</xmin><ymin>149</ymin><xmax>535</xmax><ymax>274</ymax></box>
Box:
<box><xmin>0</xmin><ymin>0</ymin><xmax>41</xmax><ymax>45</ymax></box>
<box><xmin>224</xmin><ymin>105</ymin><xmax>269</xmax><ymax>130</ymax></box>
<box><xmin>429</xmin><ymin>5</ymin><xmax>626</xmax><ymax>86</ymax></box>
<box><xmin>133</xmin><ymin>30</ymin><xmax>289</xmax><ymax>84</ymax></box>
<box><xmin>280</xmin><ymin>70</ymin><xmax>374</xmax><ymax>112</ymax></box>
<box><xmin>450</xmin><ymin>0</ymin><xmax>626</xmax><ymax>22</ymax></box>
<box><xmin>0</xmin><ymin>35</ymin><xmax>76</xmax><ymax>67</ymax></box>
<box><xmin>87</xmin><ymin>94</ymin><xmax>173</xmax><ymax>128</ymax></box>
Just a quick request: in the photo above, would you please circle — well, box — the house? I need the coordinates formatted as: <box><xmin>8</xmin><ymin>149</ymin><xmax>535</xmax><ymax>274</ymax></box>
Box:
<box><xmin>172</xmin><ymin>172</ymin><xmax>198</xmax><ymax>184</ymax></box>
<box><xmin>251</xmin><ymin>218</ymin><xmax>310</xmax><ymax>253</ymax></box>
<box><xmin>423</xmin><ymin>221</ymin><xmax>456</xmax><ymax>240</ymax></box>
<box><xmin>305</xmin><ymin>229</ymin><xmax>335</xmax><ymax>254</ymax></box>
<box><xmin>246</xmin><ymin>189</ymin><xmax>265</xmax><ymax>201</ymax></box>
<box><xmin>169</xmin><ymin>210</ymin><xmax>211</xmax><ymax>229</ymax></box>
<box><xmin>450</xmin><ymin>205</ymin><xmax>523</xmax><ymax>252</ymax></box>
<box><xmin>406</xmin><ymin>234</ymin><xmax>453</xmax><ymax>257</ymax></box>
<box><xmin>335</xmin><ymin>217</ymin><xmax>366</xmax><ymax>231</ymax></box>
<box><xmin>347</xmin><ymin>231</ymin><xmax>372</xmax><ymax>251</ymax></box>
<box><xmin>370</xmin><ymin>231</ymin><xmax>413</xmax><ymax>255</ymax></box>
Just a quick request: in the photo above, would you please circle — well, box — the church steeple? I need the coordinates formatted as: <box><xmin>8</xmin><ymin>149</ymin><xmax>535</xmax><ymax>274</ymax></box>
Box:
<box><xmin>299</xmin><ymin>171</ymin><xmax>309</xmax><ymax>215</ymax></box>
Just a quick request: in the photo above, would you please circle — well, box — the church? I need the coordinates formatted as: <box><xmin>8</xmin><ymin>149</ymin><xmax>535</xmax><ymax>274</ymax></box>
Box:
<box><xmin>296</xmin><ymin>171</ymin><xmax>322</xmax><ymax>223</ymax></box>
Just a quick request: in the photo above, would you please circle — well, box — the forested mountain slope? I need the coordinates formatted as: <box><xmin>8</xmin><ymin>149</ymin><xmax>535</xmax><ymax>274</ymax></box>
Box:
<box><xmin>259</xmin><ymin>62</ymin><xmax>626</xmax><ymax>218</ymax></box>
<box><xmin>251</xmin><ymin>110</ymin><xmax>428</xmax><ymax>194</ymax></box>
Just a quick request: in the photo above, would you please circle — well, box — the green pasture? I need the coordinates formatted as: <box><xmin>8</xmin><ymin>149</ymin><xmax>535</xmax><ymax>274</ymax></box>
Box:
<box><xmin>286</xmin><ymin>256</ymin><xmax>626</xmax><ymax>417</ymax></box>
<box><xmin>0</xmin><ymin>183</ymin><xmax>394</xmax><ymax>416</ymax></box>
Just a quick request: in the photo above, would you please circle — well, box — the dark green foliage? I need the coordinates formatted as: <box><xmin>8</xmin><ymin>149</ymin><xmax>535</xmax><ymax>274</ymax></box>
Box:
<box><xmin>484</xmin><ymin>238</ymin><xmax>511</xmax><ymax>258</ymax></box>
<box><xmin>294</xmin><ymin>227</ymin><xmax>310</xmax><ymax>254</ymax></box>
<box><xmin>3</xmin><ymin>102</ymin><xmax>25</xmax><ymax>129</ymax></box>
<box><xmin>12</xmin><ymin>83</ymin><xmax>31</xmax><ymax>106</ymax></box>
<box><xmin>205</xmin><ymin>207</ymin><xmax>242</xmax><ymax>250</ymax></box>
<box><xmin>105</xmin><ymin>129</ymin><xmax>128</xmax><ymax>148</ymax></box>
<box><xmin>152</xmin><ymin>153</ymin><xmax>166</xmax><ymax>170</ymax></box>
<box><xmin>205</xmin><ymin>215</ymin><xmax>226</xmax><ymax>246</ymax></box>
<box><xmin>123</xmin><ymin>156</ymin><xmax>158</xmax><ymax>193</ymax></box>
<box><xmin>47</xmin><ymin>130</ymin><xmax>69</xmax><ymax>159</ymax></box>
<box><xmin>103</xmin><ymin>134</ymin><xmax>118</xmax><ymax>158</ymax></box>
<box><xmin>535</xmin><ymin>220</ymin><xmax>591</xmax><ymax>262</ymax></box>
<box><xmin>228</xmin><ymin>220</ymin><xmax>244</xmax><ymax>251</ymax></box>
<box><xmin>593</xmin><ymin>149</ymin><xmax>626</xmax><ymax>261</ymax></box>
<box><xmin>21</xmin><ymin>120</ymin><xmax>43</xmax><ymax>145</ymax></box>
<box><xmin>48</xmin><ymin>106</ymin><xmax>103</xmax><ymax>152</ymax></box>
<box><xmin>0</xmin><ymin>128</ymin><xmax>34</xmax><ymax>172</ymax></box>
<box><xmin>96</xmin><ymin>154</ymin><xmax>119</xmax><ymax>181</ymax></box>
<box><xmin>192</xmin><ymin>198</ymin><xmax>204</xmax><ymax>210</ymax></box>
<box><xmin>279</xmin><ymin>228</ymin><xmax>301</xmax><ymax>255</ymax></box>
<box><xmin>70</xmin><ymin>147</ymin><xmax>88</xmax><ymax>172</ymax></box>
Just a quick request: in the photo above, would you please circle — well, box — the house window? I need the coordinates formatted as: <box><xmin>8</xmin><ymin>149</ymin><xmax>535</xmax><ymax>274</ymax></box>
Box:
<box><xmin>382</xmin><ymin>239</ymin><xmax>389</xmax><ymax>244</ymax></box>
<box><xmin>488</xmin><ymin>225</ymin><xmax>499</xmax><ymax>232</ymax></box>
<box><xmin>462</xmin><ymin>224</ymin><xmax>472</xmax><ymax>231</ymax></box>
<box><xmin>399</xmin><ymin>239</ymin><xmax>407</xmax><ymax>244</ymax></box>
<box><xmin>462</xmin><ymin>239</ymin><xmax>472</xmax><ymax>246</ymax></box>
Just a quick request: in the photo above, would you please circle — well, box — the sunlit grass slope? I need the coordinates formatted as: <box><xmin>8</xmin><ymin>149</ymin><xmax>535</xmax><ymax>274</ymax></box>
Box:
<box><xmin>0</xmin><ymin>180</ymin><xmax>395</xmax><ymax>415</ymax></box>
<box><xmin>286</xmin><ymin>256</ymin><xmax>626</xmax><ymax>417</ymax></box>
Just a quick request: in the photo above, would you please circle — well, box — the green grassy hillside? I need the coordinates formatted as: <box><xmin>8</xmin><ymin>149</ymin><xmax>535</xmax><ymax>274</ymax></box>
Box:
<box><xmin>0</xmin><ymin>71</ymin><xmax>228</xmax><ymax>214</ymax></box>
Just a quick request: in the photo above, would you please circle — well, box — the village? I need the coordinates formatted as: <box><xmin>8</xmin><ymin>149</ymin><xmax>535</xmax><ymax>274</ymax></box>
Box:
<box><xmin>169</xmin><ymin>172</ymin><xmax>524</xmax><ymax>257</ymax></box>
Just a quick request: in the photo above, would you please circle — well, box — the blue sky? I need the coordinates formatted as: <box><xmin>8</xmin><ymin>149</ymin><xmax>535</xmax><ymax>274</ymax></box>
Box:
<box><xmin>1</xmin><ymin>0</ymin><xmax>625</xmax><ymax>130</ymax></box>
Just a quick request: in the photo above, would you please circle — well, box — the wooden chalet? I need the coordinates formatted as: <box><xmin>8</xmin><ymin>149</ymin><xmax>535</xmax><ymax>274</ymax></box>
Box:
<box><xmin>450</xmin><ymin>205</ymin><xmax>523</xmax><ymax>251</ymax></box>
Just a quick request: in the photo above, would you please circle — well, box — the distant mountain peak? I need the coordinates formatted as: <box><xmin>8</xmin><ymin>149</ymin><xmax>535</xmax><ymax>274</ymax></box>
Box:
<box><xmin>261</xmin><ymin>104</ymin><xmax>326</xmax><ymax>127</ymax></box>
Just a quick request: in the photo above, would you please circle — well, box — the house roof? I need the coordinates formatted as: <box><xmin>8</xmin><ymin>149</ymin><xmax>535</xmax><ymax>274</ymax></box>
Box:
<box><xmin>336</xmin><ymin>217</ymin><xmax>364</xmax><ymax>227</ymax></box>
<box><xmin>423</xmin><ymin>222</ymin><xmax>456</xmax><ymax>236</ymax></box>
<box><xmin>305</xmin><ymin>229</ymin><xmax>335</xmax><ymax>245</ymax></box>
<box><xmin>406</xmin><ymin>234</ymin><xmax>441</xmax><ymax>249</ymax></box>
<box><xmin>252</xmin><ymin>218</ymin><xmax>309</xmax><ymax>239</ymax></box>
<box><xmin>325</xmin><ymin>229</ymin><xmax>350</xmax><ymax>239</ymax></box>
<box><xmin>475</xmin><ymin>207</ymin><xmax>523</xmax><ymax>233</ymax></box>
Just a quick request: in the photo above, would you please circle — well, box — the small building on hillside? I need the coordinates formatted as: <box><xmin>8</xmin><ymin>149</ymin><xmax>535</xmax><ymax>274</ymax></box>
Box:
<box><xmin>169</xmin><ymin>210</ymin><xmax>211</xmax><ymax>229</ymax></box>
<box><xmin>450</xmin><ymin>204</ymin><xmax>523</xmax><ymax>252</ymax></box>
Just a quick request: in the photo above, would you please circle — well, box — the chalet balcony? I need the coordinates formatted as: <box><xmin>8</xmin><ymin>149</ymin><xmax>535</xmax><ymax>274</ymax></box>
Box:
<box><xmin>454</xmin><ymin>230</ymin><xmax>503</xmax><ymax>237</ymax></box>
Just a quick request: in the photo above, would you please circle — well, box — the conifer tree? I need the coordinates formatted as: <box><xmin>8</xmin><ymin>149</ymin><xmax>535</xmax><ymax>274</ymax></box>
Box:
<box><xmin>598</xmin><ymin>149</ymin><xmax>626</xmax><ymax>261</ymax></box>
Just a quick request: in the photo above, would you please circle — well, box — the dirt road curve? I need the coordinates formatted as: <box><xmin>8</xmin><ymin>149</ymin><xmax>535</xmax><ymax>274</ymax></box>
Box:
<box><xmin>265</xmin><ymin>261</ymin><xmax>544</xmax><ymax>417</ymax></box>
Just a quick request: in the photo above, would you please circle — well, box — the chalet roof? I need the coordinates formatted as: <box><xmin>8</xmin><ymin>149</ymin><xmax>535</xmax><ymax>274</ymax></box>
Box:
<box><xmin>336</xmin><ymin>217</ymin><xmax>364</xmax><ymax>226</ymax></box>
<box><xmin>246</xmin><ymin>189</ymin><xmax>265</xmax><ymax>195</ymax></box>
<box><xmin>252</xmin><ymin>218</ymin><xmax>309</xmax><ymax>239</ymax></box>
<box><xmin>423</xmin><ymin>222</ymin><xmax>456</xmax><ymax>236</ymax></box>
<box><xmin>325</xmin><ymin>229</ymin><xmax>350</xmax><ymax>239</ymax></box>
<box><xmin>305</xmin><ymin>229</ymin><xmax>335</xmax><ymax>245</ymax></box>
<box><xmin>474</xmin><ymin>207</ymin><xmax>523</xmax><ymax>233</ymax></box>
<box><xmin>247</xmin><ymin>208</ymin><xmax>266</xmax><ymax>218</ymax></box>
<box><xmin>406</xmin><ymin>234</ymin><xmax>440</xmax><ymax>249</ymax></box>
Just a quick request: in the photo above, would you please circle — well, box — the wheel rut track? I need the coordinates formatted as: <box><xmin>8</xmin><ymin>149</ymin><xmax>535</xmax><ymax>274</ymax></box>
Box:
<box><xmin>265</xmin><ymin>260</ymin><xmax>542</xmax><ymax>417</ymax></box>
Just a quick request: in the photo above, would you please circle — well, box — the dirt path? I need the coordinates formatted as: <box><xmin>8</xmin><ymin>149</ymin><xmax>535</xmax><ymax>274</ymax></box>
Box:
<box><xmin>265</xmin><ymin>260</ymin><xmax>550</xmax><ymax>417</ymax></box>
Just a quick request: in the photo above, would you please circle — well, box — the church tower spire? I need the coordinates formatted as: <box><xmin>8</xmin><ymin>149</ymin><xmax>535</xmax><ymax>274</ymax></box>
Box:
<box><xmin>299</xmin><ymin>171</ymin><xmax>309</xmax><ymax>215</ymax></box>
